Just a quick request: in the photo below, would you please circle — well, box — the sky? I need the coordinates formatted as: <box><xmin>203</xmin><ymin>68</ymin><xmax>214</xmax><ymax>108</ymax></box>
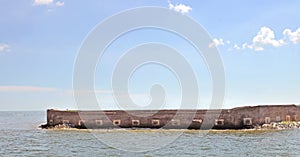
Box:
<box><xmin>0</xmin><ymin>0</ymin><xmax>300</xmax><ymax>111</ymax></box>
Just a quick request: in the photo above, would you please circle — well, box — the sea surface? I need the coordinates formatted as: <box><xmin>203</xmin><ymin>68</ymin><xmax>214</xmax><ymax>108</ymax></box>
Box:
<box><xmin>1</xmin><ymin>111</ymin><xmax>300</xmax><ymax>157</ymax></box>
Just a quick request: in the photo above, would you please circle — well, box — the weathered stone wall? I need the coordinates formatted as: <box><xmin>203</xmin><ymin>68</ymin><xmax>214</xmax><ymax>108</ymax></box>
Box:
<box><xmin>45</xmin><ymin>104</ymin><xmax>300</xmax><ymax>129</ymax></box>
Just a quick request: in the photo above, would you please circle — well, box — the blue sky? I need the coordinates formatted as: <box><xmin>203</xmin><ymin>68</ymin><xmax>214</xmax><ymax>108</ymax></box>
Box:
<box><xmin>0</xmin><ymin>0</ymin><xmax>300</xmax><ymax>111</ymax></box>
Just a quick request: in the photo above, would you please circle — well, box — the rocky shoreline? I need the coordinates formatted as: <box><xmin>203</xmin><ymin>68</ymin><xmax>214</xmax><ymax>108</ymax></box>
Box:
<box><xmin>41</xmin><ymin>121</ymin><xmax>300</xmax><ymax>130</ymax></box>
<box><xmin>255</xmin><ymin>121</ymin><xmax>300</xmax><ymax>130</ymax></box>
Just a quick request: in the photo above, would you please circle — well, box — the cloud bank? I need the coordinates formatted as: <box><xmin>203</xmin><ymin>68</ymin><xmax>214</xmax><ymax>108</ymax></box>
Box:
<box><xmin>213</xmin><ymin>26</ymin><xmax>300</xmax><ymax>51</ymax></box>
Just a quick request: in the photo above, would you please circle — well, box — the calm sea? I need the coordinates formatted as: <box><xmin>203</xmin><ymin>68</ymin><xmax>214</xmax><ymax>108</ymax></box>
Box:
<box><xmin>0</xmin><ymin>111</ymin><xmax>300</xmax><ymax>156</ymax></box>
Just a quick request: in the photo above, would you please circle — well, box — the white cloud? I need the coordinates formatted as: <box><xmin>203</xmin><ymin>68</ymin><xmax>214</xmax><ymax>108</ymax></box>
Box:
<box><xmin>210</xmin><ymin>26</ymin><xmax>300</xmax><ymax>52</ymax></box>
<box><xmin>0</xmin><ymin>86</ymin><xmax>57</xmax><ymax>92</ymax></box>
<box><xmin>240</xmin><ymin>43</ymin><xmax>255</xmax><ymax>50</ymax></box>
<box><xmin>209</xmin><ymin>38</ymin><xmax>225</xmax><ymax>47</ymax></box>
<box><xmin>33</xmin><ymin>0</ymin><xmax>64</xmax><ymax>7</ymax></box>
<box><xmin>55</xmin><ymin>1</ymin><xmax>64</xmax><ymax>7</ymax></box>
<box><xmin>33</xmin><ymin>0</ymin><xmax>53</xmax><ymax>6</ymax></box>
<box><xmin>233</xmin><ymin>44</ymin><xmax>240</xmax><ymax>50</ymax></box>
<box><xmin>251</xmin><ymin>27</ymin><xmax>285</xmax><ymax>51</ymax></box>
<box><xmin>0</xmin><ymin>43</ymin><xmax>10</xmax><ymax>52</ymax></box>
<box><xmin>231</xmin><ymin>27</ymin><xmax>286</xmax><ymax>51</ymax></box>
<box><xmin>241</xmin><ymin>43</ymin><xmax>248</xmax><ymax>49</ymax></box>
<box><xmin>168</xmin><ymin>2</ymin><xmax>192</xmax><ymax>14</ymax></box>
<box><xmin>283</xmin><ymin>27</ymin><xmax>300</xmax><ymax>44</ymax></box>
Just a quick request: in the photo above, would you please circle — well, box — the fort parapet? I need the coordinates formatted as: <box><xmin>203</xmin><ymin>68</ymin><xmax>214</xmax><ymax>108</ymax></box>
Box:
<box><xmin>41</xmin><ymin>104</ymin><xmax>300</xmax><ymax>129</ymax></box>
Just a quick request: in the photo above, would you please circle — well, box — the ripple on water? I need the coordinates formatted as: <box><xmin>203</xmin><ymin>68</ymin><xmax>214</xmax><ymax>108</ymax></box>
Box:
<box><xmin>1</xmin><ymin>112</ymin><xmax>300</xmax><ymax>156</ymax></box>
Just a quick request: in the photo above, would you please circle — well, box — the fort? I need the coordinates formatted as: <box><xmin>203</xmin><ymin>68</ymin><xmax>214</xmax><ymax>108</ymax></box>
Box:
<box><xmin>41</xmin><ymin>104</ymin><xmax>300</xmax><ymax>130</ymax></box>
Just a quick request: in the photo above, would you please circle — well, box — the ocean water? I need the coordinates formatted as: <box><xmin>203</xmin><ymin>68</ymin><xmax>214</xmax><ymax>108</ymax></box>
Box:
<box><xmin>1</xmin><ymin>112</ymin><xmax>300</xmax><ymax>156</ymax></box>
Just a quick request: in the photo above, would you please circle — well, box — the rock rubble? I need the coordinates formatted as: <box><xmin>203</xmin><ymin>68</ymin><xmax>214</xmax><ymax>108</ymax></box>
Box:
<box><xmin>256</xmin><ymin>121</ymin><xmax>300</xmax><ymax>130</ymax></box>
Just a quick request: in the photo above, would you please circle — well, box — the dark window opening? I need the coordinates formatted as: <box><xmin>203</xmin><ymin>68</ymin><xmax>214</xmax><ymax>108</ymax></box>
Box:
<box><xmin>132</xmin><ymin>120</ymin><xmax>140</xmax><ymax>126</ymax></box>
<box><xmin>215</xmin><ymin>119</ymin><xmax>224</xmax><ymax>126</ymax></box>
<box><xmin>113</xmin><ymin>120</ymin><xmax>121</xmax><ymax>125</ymax></box>
<box><xmin>152</xmin><ymin>120</ymin><xmax>160</xmax><ymax>126</ymax></box>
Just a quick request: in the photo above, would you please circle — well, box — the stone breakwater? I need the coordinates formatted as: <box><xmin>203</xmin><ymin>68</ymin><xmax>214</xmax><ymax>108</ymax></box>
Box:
<box><xmin>257</xmin><ymin>121</ymin><xmax>300</xmax><ymax>130</ymax></box>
